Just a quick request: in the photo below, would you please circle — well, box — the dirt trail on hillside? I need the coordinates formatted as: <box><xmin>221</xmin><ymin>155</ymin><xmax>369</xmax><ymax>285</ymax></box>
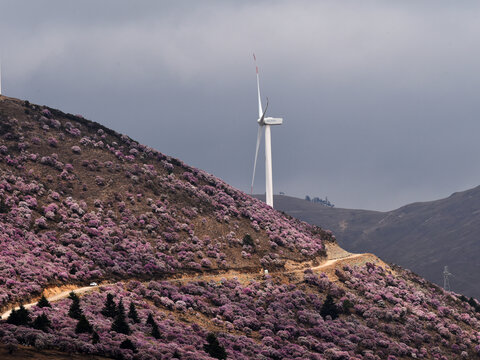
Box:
<box><xmin>0</xmin><ymin>245</ymin><xmax>387</xmax><ymax>320</ymax></box>
<box><xmin>0</xmin><ymin>286</ymin><xmax>103</xmax><ymax>320</ymax></box>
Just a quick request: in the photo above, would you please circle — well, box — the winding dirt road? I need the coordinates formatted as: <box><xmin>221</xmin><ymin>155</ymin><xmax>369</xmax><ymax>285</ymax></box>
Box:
<box><xmin>0</xmin><ymin>247</ymin><xmax>383</xmax><ymax>321</ymax></box>
<box><xmin>0</xmin><ymin>286</ymin><xmax>104</xmax><ymax>320</ymax></box>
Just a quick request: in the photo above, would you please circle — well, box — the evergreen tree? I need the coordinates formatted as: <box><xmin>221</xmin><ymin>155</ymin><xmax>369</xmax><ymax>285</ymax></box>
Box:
<box><xmin>37</xmin><ymin>295</ymin><xmax>51</xmax><ymax>308</ymax></box>
<box><xmin>468</xmin><ymin>297</ymin><xmax>477</xmax><ymax>308</ymax></box>
<box><xmin>6</xmin><ymin>309</ymin><xmax>18</xmax><ymax>325</ymax></box>
<box><xmin>0</xmin><ymin>197</ymin><xmax>10</xmax><ymax>213</ymax></box>
<box><xmin>120</xmin><ymin>339</ymin><xmax>137</xmax><ymax>353</ymax></box>
<box><xmin>145</xmin><ymin>313</ymin><xmax>161</xmax><ymax>339</ymax></box>
<box><xmin>69</xmin><ymin>264</ymin><xmax>77</xmax><ymax>275</ymax></box>
<box><xmin>92</xmin><ymin>330</ymin><xmax>100</xmax><ymax>344</ymax></box>
<box><xmin>151</xmin><ymin>321</ymin><xmax>161</xmax><ymax>339</ymax></box>
<box><xmin>128</xmin><ymin>302</ymin><xmax>140</xmax><ymax>323</ymax></box>
<box><xmin>342</xmin><ymin>299</ymin><xmax>354</xmax><ymax>314</ymax></box>
<box><xmin>111</xmin><ymin>299</ymin><xmax>130</xmax><ymax>335</ymax></box>
<box><xmin>146</xmin><ymin>313</ymin><xmax>155</xmax><ymax>326</ymax></box>
<box><xmin>242</xmin><ymin>234</ymin><xmax>254</xmax><ymax>247</ymax></box>
<box><xmin>117</xmin><ymin>299</ymin><xmax>126</xmax><ymax>316</ymax></box>
<box><xmin>75</xmin><ymin>314</ymin><xmax>93</xmax><ymax>334</ymax></box>
<box><xmin>204</xmin><ymin>333</ymin><xmax>227</xmax><ymax>360</ymax></box>
<box><xmin>32</xmin><ymin>313</ymin><xmax>51</xmax><ymax>331</ymax></box>
<box><xmin>101</xmin><ymin>293</ymin><xmax>117</xmax><ymax>318</ymax></box>
<box><xmin>7</xmin><ymin>305</ymin><xmax>31</xmax><ymax>326</ymax></box>
<box><xmin>17</xmin><ymin>304</ymin><xmax>31</xmax><ymax>325</ymax></box>
<box><xmin>320</xmin><ymin>294</ymin><xmax>339</xmax><ymax>320</ymax></box>
<box><xmin>68</xmin><ymin>292</ymin><xmax>83</xmax><ymax>320</ymax></box>
<box><xmin>68</xmin><ymin>291</ymin><xmax>79</xmax><ymax>301</ymax></box>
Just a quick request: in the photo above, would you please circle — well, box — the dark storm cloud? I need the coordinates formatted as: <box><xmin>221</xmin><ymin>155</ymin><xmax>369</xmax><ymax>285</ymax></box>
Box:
<box><xmin>1</xmin><ymin>0</ymin><xmax>480</xmax><ymax>211</ymax></box>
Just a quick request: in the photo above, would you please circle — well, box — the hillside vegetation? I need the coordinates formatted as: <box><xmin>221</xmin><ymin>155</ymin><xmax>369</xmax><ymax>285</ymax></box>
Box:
<box><xmin>0</xmin><ymin>95</ymin><xmax>328</xmax><ymax>312</ymax></box>
<box><xmin>267</xmin><ymin>192</ymin><xmax>480</xmax><ymax>299</ymax></box>
<box><xmin>1</xmin><ymin>95</ymin><xmax>480</xmax><ymax>359</ymax></box>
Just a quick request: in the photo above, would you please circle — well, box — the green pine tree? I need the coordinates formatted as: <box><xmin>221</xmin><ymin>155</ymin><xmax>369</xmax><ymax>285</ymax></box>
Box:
<box><xmin>111</xmin><ymin>299</ymin><xmax>130</xmax><ymax>335</ymax></box>
<box><xmin>92</xmin><ymin>330</ymin><xmax>100</xmax><ymax>344</ymax></box>
<box><xmin>146</xmin><ymin>313</ymin><xmax>155</xmax><ymax>326</ymax></box>
<box><xmin>0</xmin><ymin>197</ymin><xmax>10</xmax><ymax>213</ymax></box>
<box><xmin>145</xmin><ymin>312</ymin><xmax>161</xmax><ymax>339</ymax></box>
<box><xmin>128</xmin><ymin>302</ymin><xmax>140</xmax><ymax>323</ymax></box>
<box><xmin>204</xmin><ymin>333</ymin><xmax>227</xmax><ymax>360</ymax></box>
<box><xmin>120</xmin><ymin>339</ymin><xmax>137</xmax><ymax>353</ymax></box>
<box><xmin>342</xmin><ymin>299</ymin><xmax>354</xmax><ymax>314</ymax></box>
<box><xmin>468</xmin><ymin>297</ymin><xmax>477</xmax><ymax>308</ymax></box>
<box><xmin>32</xmin><ymin>313</ymin><xmax>51</xmax><ymax>331</ymax></box>
<box><xmin>151</xmin><ymin>321</ymin><xmax>161</xmax><ymax>339</ymax></box>
<box><xmin>68</xmin><ymin>291</ymin><xmax>79</xmax><ymax>301</ymax></box>
<box><xmin>69</xmin><ymin>264</ymin><xmax>78</xmax><ymax>275</ymax></box>
<box><xmin>75</xmin><ymin>314</ymin><xmax>93</xmax><ymax>334</ymax></box>
<box><xmin>6</xmin><ymin>309</ymin><xmax>17</xmax><ymax>325</ymax></box>
<box><xmin>242</xmin><ymin>234</ymin><xmax>254</xmax><ymax>247</ymax></box>
<box><xmin>101</xmin><ymin>293</ymin><xmax>117</xmax><ymax>318</ymax></box>
<box><xmin>68</xmin><ymin>293</ymin><xmax>83</xmax><ymax>320</ymax></box>
<box><xmin>17</xmin><ymin>304</ymin><xmax>31</xmax><ymax>326</ymax></box>
<box><xmin>320</xmin><ymin>294</ymin><xmax>339</xmax><ymax>320</ymax></box>
<box><xmin>7</xmin><ymin>305</ymin><xmax>31</xmax><ymax>326</ymax></box>
<box><xmin>37</xmin><ymin>295</ymin><xmax>51</xmax><ymax>308</ymax></box>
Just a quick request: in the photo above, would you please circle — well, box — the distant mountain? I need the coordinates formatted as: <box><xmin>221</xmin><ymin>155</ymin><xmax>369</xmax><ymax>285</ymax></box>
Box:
<box><xmin>2</xmin><ymin>95</ymin><xmax>480</xmax><ymax>359</ymax></box>
<box><xmin>263</xmin><ymin>191</ymin><xmax>480</xmax><ymax>298</ymax></box>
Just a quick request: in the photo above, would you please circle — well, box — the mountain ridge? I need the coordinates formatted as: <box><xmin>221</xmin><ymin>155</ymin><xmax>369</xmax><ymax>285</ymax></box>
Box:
<box><xmin>262</xmin><ymin>188</ymin><xmax>480</xmax><ymax>298</ymax></box>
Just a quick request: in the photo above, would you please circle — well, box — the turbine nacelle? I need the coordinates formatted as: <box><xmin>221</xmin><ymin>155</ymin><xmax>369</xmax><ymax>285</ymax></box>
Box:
<box><xmin>256</xmin><ymin>97</ymin><xmax>284</xmax><ymax>126</ymax></box>
<box><xmin>262</xmin><ymin>117</ymin><xmax>283</xmax><ymax>126</ymax></box>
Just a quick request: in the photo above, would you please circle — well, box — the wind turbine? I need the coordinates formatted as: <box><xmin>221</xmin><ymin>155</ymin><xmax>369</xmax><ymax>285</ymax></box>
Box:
<box><xmin>0</xmin><ymin>59</ymin><xmax>2</xmax><ymax>95</ymax></box>
<box><xmin>250</xmin><ymin>54</ymin><xmax>283</xmax><ymax>208</ymax></box>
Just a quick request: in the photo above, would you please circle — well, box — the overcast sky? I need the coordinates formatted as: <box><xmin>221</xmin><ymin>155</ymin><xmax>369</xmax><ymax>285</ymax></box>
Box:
<box><xmin>1</xmin><ymin>0</ymin><xmax>480</xmax><ymax>211</ymax></box>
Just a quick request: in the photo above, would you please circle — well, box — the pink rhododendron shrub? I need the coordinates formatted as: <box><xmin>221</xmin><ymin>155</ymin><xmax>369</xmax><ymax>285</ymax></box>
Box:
<box><xmin>1</xmin><ymin>98</ymin><xmax>478</xmax><ymax>358</ymax></box>
<box><xmin>2</xmin><ymin>264</ymin><xmax>480</xmax><ymax>359</ymax></box>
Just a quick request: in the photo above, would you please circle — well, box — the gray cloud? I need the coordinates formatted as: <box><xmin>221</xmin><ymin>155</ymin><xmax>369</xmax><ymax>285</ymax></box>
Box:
<box><xmin>1</xmin><ymin>0</ymin><xmax>480</xmax><ymax>210</ymax></box>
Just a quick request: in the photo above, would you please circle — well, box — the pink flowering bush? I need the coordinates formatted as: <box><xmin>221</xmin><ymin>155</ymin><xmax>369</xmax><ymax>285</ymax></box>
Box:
<box><xmin>2</xmin><ymin>263</ymin><xmax>480</xmax><ymax>359</ymax></box>
<box><xmin>0</xmin><ymin>98</ymin><xmax>476</xmax><ymax>358</ymax></box>
<box><xmin>0</xmin><ymin>99</ymin><xmax>331</xmax><ymax>315</ymax></box>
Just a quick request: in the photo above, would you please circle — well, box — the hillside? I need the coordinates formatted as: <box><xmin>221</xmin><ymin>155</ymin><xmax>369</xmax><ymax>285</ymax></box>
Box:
<box><xmin>263</xmin><ymin>191</ymin><xmax>480</xmax><ymax>299</ymax></box>
<box><xmin>1</xmin><ymin>95</ymin><xmax>480</xmax><ymax>359</ymax></box>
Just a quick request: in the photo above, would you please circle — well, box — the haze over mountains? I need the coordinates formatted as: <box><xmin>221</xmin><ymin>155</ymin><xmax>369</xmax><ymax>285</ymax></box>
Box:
<box><xmin>1</xmin><ymin>95</ymin><xmax>480</xmax><ymax>358</ymax></box>
<box><xmin>265</xmin><ymin>189</ymin><xmax>480</xmax><ymax>299</ymax></box>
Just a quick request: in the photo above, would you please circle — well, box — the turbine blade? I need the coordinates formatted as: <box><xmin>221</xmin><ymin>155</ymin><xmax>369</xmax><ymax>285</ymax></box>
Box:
<box><xmin>259</xmin><ymin>97</ymin><xmax>269</xmax><ymax>124</ymax></box>
<box><xmin>251</xmin><ymin>125</ymin><xmax>263</xmax><ymax>194</ymax></box>
<box><xmin>253</xmin><ymin>53</ymin><xmax>262</xmax><ymax>118</ymax></box>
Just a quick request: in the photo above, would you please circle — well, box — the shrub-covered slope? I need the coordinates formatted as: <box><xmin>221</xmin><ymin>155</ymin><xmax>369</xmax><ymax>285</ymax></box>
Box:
<box><xmin>0</xmin><ymin>95</ymin><xmax>328</xmax><ymax>311</ymax></box>
<box><xmin>1</xmin><ymin>96</ymin><xmax>480</xmax><ymax>360</ymax></box>
<box><xmin>3</xmin><ymin>263</ymin><xmax>480</xmax><ymax>359</ymax></box>
<box><xmin>263</xmin><ymin>191</ymin><xmax>480</xmax><ymax>299</ymax></box>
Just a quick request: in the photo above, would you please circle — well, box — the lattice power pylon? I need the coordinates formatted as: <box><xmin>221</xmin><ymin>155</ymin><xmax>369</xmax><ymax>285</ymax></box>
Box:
<box><xmin>443</xmin><ymin>266</ymin><xmax>452</xmax><ymax>291</ymax></box>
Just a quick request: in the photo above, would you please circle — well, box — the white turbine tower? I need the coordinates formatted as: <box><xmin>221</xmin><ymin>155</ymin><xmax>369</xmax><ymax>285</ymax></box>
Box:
<box><xmin>0</xmin><ymin>59</ymin><xmax>2</xmax><ymax>95</ymax></box>
<box><xmin>251</xmin><ymin>54</ymin><xmax>283</xmax><ymax>208</ymax></box>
